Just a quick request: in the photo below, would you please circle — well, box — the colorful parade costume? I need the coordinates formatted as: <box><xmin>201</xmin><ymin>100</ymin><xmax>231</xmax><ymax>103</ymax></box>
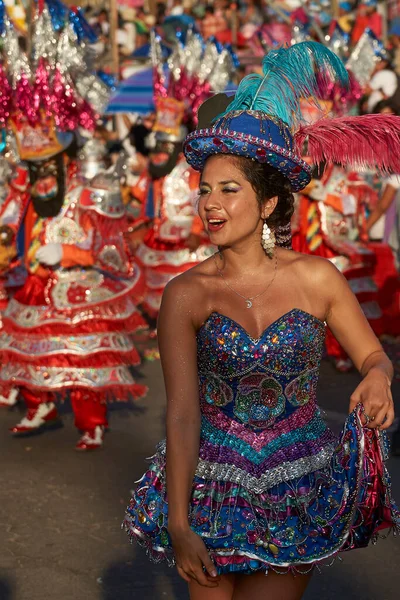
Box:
<box><xmin>0</xmin><ymin>133</ymin><xmax>147</xmax><ymax>449</ymax></box>
<box><xmin>128</xmin><ymin>32</ymin><xmax>237</xmax><ymax>316</ymax></box>
<box><xmin>124</xmin><ymin>42</ymin><xmax>400</xmax><ymax>571</ymax></box>
<box><xmin>292</xmin><ymin>163</ymin><xmax>400</xmax><ymax>369</ymax></box>
<box><xmin>132</xmin><ymin>129</ymin><xmax>213</xmax><ymax>316</ymax></box>
<box><xmin>0</xmin><ymin>151</ymin><xmax>29</xmax><ymax>309</ymax></box>
<box><xmin>0</xmin><ymin>5</ymin><xmax>145</xmax><ymax>449</ymax></box>
<box><xmin>124</xmin><ymin>310</ymin><xmax>399</xmax><ymax>572</ymax></box>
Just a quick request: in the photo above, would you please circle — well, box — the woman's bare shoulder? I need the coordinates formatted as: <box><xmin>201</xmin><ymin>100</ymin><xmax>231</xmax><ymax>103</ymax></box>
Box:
<box><xmin>160</xmin><ymin>257</ymin><xmax>218</xmax><ymax>319</ymax></box>
<box><xmin>282</xmin><ymin>249</ymin><xmax>341</xmax><ymax>280</ymax></box>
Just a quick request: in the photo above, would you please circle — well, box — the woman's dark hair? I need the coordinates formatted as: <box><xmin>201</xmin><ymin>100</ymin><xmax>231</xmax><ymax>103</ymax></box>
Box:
<box><xmin>233</xmin><ymin>156</ymin><xmax>295</xmax><ymax>229</ymax></box>
<box><xmin>373</xmin><ymin>98</ymin><xmax>399</xmax><ymax>115</ymax></box>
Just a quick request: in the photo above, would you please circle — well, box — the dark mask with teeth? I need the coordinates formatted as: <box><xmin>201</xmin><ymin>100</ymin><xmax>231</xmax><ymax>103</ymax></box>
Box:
<box><xmin>28</xmin><ymin>153</ymin><xmax>66</xmax><ymax>218</ymax></box>
<box><xmin>148</xmin><ymin>140</ymin><xmax>181</xmax><ymax>179</ymax></box>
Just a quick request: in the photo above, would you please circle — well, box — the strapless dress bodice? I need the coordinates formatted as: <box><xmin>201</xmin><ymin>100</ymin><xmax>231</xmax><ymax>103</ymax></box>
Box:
<box><xmin>124</xmin><ymin>309</ymin><xmax>400</xmax><ymax>575</ymax></box>
<box><xmin>195</xmin><ymin>309</ymin><xmax>337</xmax><ymax>492</ymax></box>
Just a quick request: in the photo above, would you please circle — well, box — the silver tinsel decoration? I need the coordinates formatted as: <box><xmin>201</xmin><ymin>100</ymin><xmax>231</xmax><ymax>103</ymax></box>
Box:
<box><xmin>328</xmin><ymin>28</ymin><xmax>349</xmax><ymax>60</ymax></box>
<box><xmin>182</xmin><ymin>30</ymin><xmax>203</xmax><ymax>77</ymax></box>
<box><xmin>347</xmin><ymin>31</ymin><xmax>379</xmax><ymax>87</ymax></box>
<box><xmin>208</xmin><ymin>49</ymin><xmax>234</xmax><ymax>93</ymax></box>
<box><xmin>32</xmin><ymin>8</ymin><xmax>58</xmax><ymax>69</ymax></box>
<box><xmin>291</xmin><ymin>25</ymin><xmax>310</xmax><ymax>46</ymax></box>
<box><xmin>197</xmin><ymin>40</ymin><xmax>220</xmax><ymax>84</ymax></box>
<box><xmin>75</xmin><ymin>74</ymin><xmax>111</xmax><ymax>115</ymax></box>
<box><xmin>167</xmin><ymin>42</ymin><xmax>185</xmax><ymax>83</ymax></box>
<box><xmin>150</xmin><ymin>31</ymin><xmax>164</xmax><ymax>82</ymax></box>
<box><xmin>4</xmin><ymin>131</ymin><xmax>20</xmax><ymax>165</ymax></box>
<box><xmin>1</xmin><ymin>17</ymin><xmax>31</xmax><ymax>84</ymax></box>
<box><xmin>56</xmin><ymin>25</ymin><xmax>86</xmax><ymax>76</ymax></box>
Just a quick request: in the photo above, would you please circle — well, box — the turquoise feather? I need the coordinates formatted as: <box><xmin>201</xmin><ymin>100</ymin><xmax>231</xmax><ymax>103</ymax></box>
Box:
<box><xmin>217</xmin><ymin>42</ymin><xmax>349</xmax><ymax>130</ymax></box>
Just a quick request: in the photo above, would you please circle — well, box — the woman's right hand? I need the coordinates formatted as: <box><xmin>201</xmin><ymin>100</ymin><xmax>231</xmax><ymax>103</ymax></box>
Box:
<box><xmin>169</xmin><ymin>527</ymin><xmax>220</xmax><ymax>588</ymax></box>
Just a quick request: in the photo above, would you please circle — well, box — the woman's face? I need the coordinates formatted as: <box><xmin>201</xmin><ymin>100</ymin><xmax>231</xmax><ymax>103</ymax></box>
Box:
<box><xmin>198</xmin><ymin>155</ymin><xmax>275</xmax><ymax>248</ymax></box>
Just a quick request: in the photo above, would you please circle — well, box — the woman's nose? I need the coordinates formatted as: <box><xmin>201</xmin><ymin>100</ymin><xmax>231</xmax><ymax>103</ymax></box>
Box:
<box><xmin>204</xmin><ymin>191</ymin><xmax>222</xmax><ymax>210</ymax></box>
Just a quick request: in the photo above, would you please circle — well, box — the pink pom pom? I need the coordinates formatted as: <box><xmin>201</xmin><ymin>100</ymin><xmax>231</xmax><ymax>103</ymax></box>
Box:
<box><xmin>0</xmin><ymin>65</ymin><xmax>12</xmax><ymax>126</ymax></box>
<box><xmin>51</xmin><ymin>69</ymin><xmax>97</xmax><ymax>132</ymax></box>
<box><xmin>51</xmin><ymin>69</ymin><xmax>80</xmax><ymax>131</ymax></box>
<box><xmin>33</xmin><ymin>59</ymin><xmax>53</xmax><ymax>116</ymax></box>
<box><xmin>15</xmin><ymin>73</ymin><xmax>37</xmax><ymax>126</ymax></box>
<box><xmin>153</xmin><ymin>67</ymin><xmax>168</xmax><ymax>99</ymax></box>
<box><xmin>78</xmin><ymin>99</ymin><xmax>97</xmax><ymax>131</ymax></box>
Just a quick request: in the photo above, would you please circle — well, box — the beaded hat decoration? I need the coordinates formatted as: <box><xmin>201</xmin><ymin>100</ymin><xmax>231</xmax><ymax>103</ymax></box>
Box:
<box><xmin>184</xmin><ymin>41</ymin><xmax>400</xmax><ymax>192</ymax></box>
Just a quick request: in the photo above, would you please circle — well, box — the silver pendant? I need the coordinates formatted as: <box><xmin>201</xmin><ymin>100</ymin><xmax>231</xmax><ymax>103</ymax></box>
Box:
<box><xmin>246</xmin><ymin>300</ymin><xmax>252</xmax><ymax>309</ymax></box>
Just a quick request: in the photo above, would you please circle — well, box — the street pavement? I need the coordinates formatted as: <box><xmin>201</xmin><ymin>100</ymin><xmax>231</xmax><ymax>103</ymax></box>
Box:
<box><xmin>0</xmin><ymin>356</ymin><xmax>399</xmax><ymax>600</ymax></box>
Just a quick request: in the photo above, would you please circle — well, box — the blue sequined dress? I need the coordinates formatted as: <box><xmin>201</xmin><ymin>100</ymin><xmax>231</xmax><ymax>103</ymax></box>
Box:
<box><xmin>124</xmin><ymin>309</ymin><xmax>400</xmax><ymax>574</ymax></box>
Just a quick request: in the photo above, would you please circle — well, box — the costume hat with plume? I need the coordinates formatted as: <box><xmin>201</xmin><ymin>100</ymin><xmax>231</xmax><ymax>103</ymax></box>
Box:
<box><xmin>184</xmin><ymin>42</ymin><xmax>400</xmax><ymax>192</ymax></box>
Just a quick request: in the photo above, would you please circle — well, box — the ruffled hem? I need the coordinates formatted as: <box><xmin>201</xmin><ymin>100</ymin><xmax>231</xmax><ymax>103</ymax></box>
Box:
<box><xmin>123</xmin><ymin>518</ymin><xmax>397</xmax><ymax>577</ymax></box>
<box><xmin>0</xmin><ymin>348</ymin><xmax>142</xmax><ymax>368</ymax></box>
<box><xmin>2</xmin><ymin>307</ymin><xmax>147</xmax><ymax>336</ymax></box>
<box><xmin>0</xmin><ymin>363</ymin><xmax>148</xmax><ymax>401</ymax></box>
<box><xmin>123</xmin><ymin>405</ymin><xmax>400</xmax><ymax>574</ymax></box>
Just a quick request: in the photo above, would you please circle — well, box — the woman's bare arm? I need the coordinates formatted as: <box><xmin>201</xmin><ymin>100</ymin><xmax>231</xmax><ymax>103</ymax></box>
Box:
<box><xmin>158</xmin><ymin>277</ymin><xmax>201</xmax><ymax>532</ymax></box>
<box><xmin>366</xmin><ymin>183</ymin><xmax>397</xmax><ymax>232</ymax></box>
<box><xmin>317</xmin><ymin>260</ymin><xmax>394</xmax><ymax>427</ymax></box>
<box><xmin>158</xmin><ymin>275</ymin><xmax>219</xmax><ymax>587</ymax></box>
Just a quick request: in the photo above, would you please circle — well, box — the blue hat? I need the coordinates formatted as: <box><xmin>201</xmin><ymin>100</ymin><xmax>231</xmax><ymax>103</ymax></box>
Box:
<box><xmin>184</xmin><ymin>42</ymin><xmax>348</xmax><ymax>192</ymax></box>
<box><xmin>184</xmin><ymin>112</ymin><xmax>312</xmax><ymax>192</ymax></box>
<box><xmin>339</xmin><ymin>2</ymin><xmax>352</xmax><ymax>11</ymax></box>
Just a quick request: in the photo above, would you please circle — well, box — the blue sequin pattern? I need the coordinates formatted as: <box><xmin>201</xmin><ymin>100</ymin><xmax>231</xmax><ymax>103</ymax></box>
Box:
<box><xmin>123</xmin><ymin>309</ymin><xmax>400</xmax><ymax>574</ymax></box>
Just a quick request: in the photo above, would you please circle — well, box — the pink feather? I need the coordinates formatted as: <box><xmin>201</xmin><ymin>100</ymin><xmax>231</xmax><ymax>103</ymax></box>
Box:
<box><xmin>295</xmin><ymin>114</ymin><xmax>400</xmax><ymax>173</ymax></box>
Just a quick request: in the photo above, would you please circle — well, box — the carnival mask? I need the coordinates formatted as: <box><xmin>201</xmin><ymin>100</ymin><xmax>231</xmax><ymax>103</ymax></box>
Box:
<box><xmin>28</xmin><ymin>153</ymin><xmax>65</xmax><ymax>218</ymax></box>
<box><xmin>148</xmin><ymin>140</ymin><xmax>181</xmax><ymax>179</ymax></box>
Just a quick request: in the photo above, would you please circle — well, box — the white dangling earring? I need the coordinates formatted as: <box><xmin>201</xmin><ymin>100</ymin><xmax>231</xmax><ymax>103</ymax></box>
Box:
<box><xmin>262</xmin><ymin>219</ymin><xmax>275</xmax><ymax>257</ymax></box>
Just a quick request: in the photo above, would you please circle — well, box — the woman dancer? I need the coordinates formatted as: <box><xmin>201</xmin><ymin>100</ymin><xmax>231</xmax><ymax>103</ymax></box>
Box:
<box><xmin>124</xmin><ymin>43</ymin><xmax>400</xmax><ymax>599</ymax></box>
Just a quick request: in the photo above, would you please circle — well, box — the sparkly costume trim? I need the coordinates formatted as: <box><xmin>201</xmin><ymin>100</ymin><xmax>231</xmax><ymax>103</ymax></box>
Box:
<box><xmin>0</xmin><ymin>331</ymin><xmax>137</xmax><ymax>357</ymax></box>
<box><xmin>123</xmin><ymin>310</ymin><xmax>400</xmax><ymax>574</ymax></box>
<box><xmin>123</xmin><ymin>408</ymin><xmax>400</xmax><ymax>574</ymax></box>
<box><xmin>5</xmin><ymin>290</ymin><xmax>141</xmax><ymax>329</ymax></box>
<box><xmin>157</xmin><ymin>439</ymin><xmax>336</xmax><ymax>495</ymax></box>
<box><xmin>0</xmin><ymin>363</ymin><xmax>141</xmax><ymax>391</ymax></box>
<box><xmin>136</xmin><ymin>243</ymin><xmax>214</xmax><ymax>268</ymax></box>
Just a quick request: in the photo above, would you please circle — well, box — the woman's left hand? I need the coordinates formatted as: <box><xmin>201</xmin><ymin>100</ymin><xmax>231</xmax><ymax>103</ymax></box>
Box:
<box><xmin>349</xmin><ymin>370</ymin><xmax>395</xmax><ymax>430</ymax></box>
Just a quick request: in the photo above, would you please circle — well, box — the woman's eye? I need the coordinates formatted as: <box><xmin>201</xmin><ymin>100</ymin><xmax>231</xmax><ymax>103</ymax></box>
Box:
<box><xmin>223</xmin><ymin>188</ymin><xmax>238</xmax><ymax>193</ymax></box>
<box><xmin>198</xmin><ymin>189</ymin><xmax>209</xmax><ymax>196</ymax></box>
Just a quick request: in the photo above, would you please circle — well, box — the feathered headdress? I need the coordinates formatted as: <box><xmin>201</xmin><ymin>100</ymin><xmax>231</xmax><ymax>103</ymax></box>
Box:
<box><xmin>184</xmin><ymin>42</ymin><xmax>400</xmax><ymax>192</ymax></box>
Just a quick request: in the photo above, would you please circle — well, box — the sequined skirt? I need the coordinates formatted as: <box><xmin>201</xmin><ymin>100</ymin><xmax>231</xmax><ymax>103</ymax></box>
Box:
<box><xmin>123</xmin><ymin>406</ymin><xmax>400</xmax><ymax>574</ymax></box>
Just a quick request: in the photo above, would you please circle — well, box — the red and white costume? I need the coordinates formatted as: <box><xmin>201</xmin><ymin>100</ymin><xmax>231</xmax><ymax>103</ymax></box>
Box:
<box><xmin>292</xmin><ymin>164</ymin><xmax>399</xmax><ymax>367</ymax></box>
<box><xmin>132</xmin><ymin>157</ymin><xmax>213</xmax><ymax>316</ymax></box>
<box><xmin>0</xmin><ymin>163</ymin><xmax>29</xmax><ymax>308</ymax></box>
<box><xmin>0</xmin><ymin>160</ymin><xmax>147</xmax><ymax>449</ymax></box>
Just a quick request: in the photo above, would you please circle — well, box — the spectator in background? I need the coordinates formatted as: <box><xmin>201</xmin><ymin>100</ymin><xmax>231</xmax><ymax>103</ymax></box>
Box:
<box><xmin>389</xmin><ymin>19</ymin><xmax>400</xmax><ymax>76</ymax></box>
<box><xmin>239</xmin><ymin>0</ymin><xmax>263</xmax><ymax>28</ymax></box>
<box><xmin>364</xmin><ymin>54</ymin><xmax>398</xmax><ymax>113</ymax></box>
<box><xmin>127</xmin><ymin>113</ymin><xmax>156</xmax><ymax>158</ymax></box>
<box><xmin>367</xmin><ymin>101</ymin><xmax>400</xmax><ymax>258</ymax></box>
<box><xmin>156</xmin><ymin>2</ymin><xmax>167</xmax><ymax>25</ymax></box>
<box><xmin>351</xmin><ymin>0</ymin><xmax>382</xmax><ymax>45</ymax></box>
<box><xmin>91</xmin><ymin>9</ymin><xmax>110</xmax><ymax>38</ymax></box>
<box><xmin>169</xmin><ymin>0</ymin><xmax>184</xmax><ymax>16</ymax></box>
<box><xmin>328</xmin><ymin>2</ymin><xmax>355</xmax><ymax>36</ymax></box>
<box><xmin>200</xmin><ymin>5</ymin><xmax>227</xmax><ymax>40</ymax></box>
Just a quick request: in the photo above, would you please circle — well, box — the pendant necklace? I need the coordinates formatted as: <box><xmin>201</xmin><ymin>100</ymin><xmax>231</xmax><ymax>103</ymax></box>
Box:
<box><xmin>213</xmin><ymin>252</ymin><xmax>278</xmax><ymax>309</ymax></box>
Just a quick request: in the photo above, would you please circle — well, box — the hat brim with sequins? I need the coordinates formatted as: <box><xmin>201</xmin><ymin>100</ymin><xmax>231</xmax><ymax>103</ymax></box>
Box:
<box><xmin>185</xmin><ymin>43</ymin><xmax>400</xmax><ymax>193</ymax></box>
<box><xmin>183</xmin><ymin>42</ymin><xmax>355</xmax><ymax>192</ymax></box>
<box><xmin>183</xmin><ymin>106</ymin><xmax>312</xmax><ymax>192</ymax></box>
